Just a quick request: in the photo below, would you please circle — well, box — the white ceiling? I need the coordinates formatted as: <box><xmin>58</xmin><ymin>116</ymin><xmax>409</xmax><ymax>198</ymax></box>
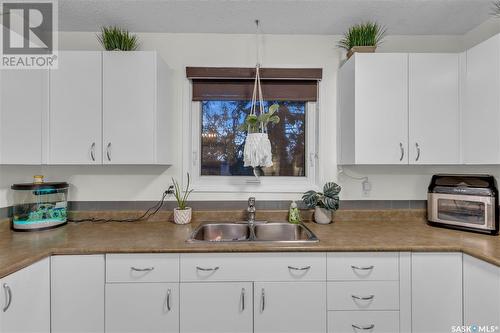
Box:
<box><xmin>59</xmin><ymin>0</ymin><xmax>494</xmax><ymax>35</ymax></box>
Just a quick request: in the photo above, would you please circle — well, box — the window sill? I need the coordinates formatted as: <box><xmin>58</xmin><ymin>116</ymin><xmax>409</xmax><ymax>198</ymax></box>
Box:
<box><xmin>191</xmin><ymin>176</ymin><xmax>320</xmax><ymax>193</ymax></box>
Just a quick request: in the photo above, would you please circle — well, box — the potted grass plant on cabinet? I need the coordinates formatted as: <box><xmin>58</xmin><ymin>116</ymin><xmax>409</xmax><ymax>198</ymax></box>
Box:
<box><xmin>338</xmin><ymin>22</ymin><xmax>386</xmax><ymax>59</ymax></box>
<box><xmin>172</xmin><ymin>173</ymin><xmax>194</xmax><ymax>224</ymax></box>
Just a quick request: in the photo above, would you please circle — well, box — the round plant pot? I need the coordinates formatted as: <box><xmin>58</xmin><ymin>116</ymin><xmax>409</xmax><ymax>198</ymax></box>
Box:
<box><xmin>173</xmin><ymin>207</ymin><xmax>192</xmax><ymax>225</ymax></box>
<box><xmin>314</xmin><ymin>206</ymin><xmax>332</xmax><ymax>224</ymax></box>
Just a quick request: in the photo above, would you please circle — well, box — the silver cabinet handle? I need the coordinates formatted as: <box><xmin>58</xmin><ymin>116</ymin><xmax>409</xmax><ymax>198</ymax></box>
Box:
<box><xmin>3</xmin><ymin>284</ymin><xmax>11</xmax><ymax>312</ymax></box>
<box><xmin>415</xmin><ymin>142</ymin><xmax>421</xmax><ymax>161</ymax></box>
<box><xmin>106</xmin><ymin>142</ymin><xmax>112</xmax><ymax>161</ymax></box>
<box><xmin>240</xmin><ymin>288</ymin><xmax>245</xmax><ymax>312</ymax></box>
<box><xmin>260</xmin><ymin>288</ymin><xmax>266</xmax><ymax>312</ymax></box>
<box><xmin>352</xmin><ymin>294</ymin><xmax>375</xmax><ymax>301</ymax></box>
<box><xmin>351</xmin><ymin>265</ymin><xmax>374</xmax><ymax>271</ymax></box>
<box><xmin>164</xmin><ymin>288</ymin><xmax>172</xmax><ymax>312</ymax></box>
<box><xmin>90</xmin><ymin>142</ymin><xmax>96</xmax><ymax>161</ymax></box>
<box><xmin>288</xmin><ymin>265</ymin><xmax>311</xmax><ymax>271</ymax></box>
<box><xmin>196</xmin><ymin>266</ymin><xmax>220</xmax><ymax>272</ymax></box>
<box><xmin>130</xmin><ymin>266</ymin><xmax>154</xmax><ymax>272</ymax></box>
<box><xmin>399</xmin><ymin>142</ymin><xmax>405</xmax><ymax>161</ymax></box>
<box><xmin>352</xmin><ymin>324</ymin><xmax>375</xmax><ymax>331</ymax></box>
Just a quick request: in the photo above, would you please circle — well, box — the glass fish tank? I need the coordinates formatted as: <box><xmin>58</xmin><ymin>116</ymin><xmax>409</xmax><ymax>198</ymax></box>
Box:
<box><xmin>11</xmin><ymin>178</ymin><xmax>69</xmax><ymax>231</ymax></box>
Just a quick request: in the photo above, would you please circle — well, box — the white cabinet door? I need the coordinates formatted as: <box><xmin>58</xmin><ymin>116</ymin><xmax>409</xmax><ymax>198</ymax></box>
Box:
<box><xmin>49</xmin><ymin>51</ymin><xmax>102</xmax><ymax>164</ymax></box>
<box><xmin>463</xmin><ymin>35</ymin><xmax>500</xmax><ymax>164</ymax></box>
<box><xmin>412</xmin><ymin>252</ymin><xmax>463</xmax><ymax>333</ymax></box>
<box><xmin>106</xmin><ymin>283</ymin><xmax>179</xmax><ymax>333</ymax></box>
<box><xmin>409</xmin><ymin>53</ymin><xmax>460</xmax><ymax>164</ymax></box>
<box><xmin>0</xmin><ymin>258</ymin><xmax>50</xmax><ymax>333</ymax></box>
<box><xmin>102</xmin><ymin>51</ymin><xmax>156</xmax><ymax>164</ymax></box>
<box><xmin>51</xmin><ymin>255</ymin><xmax>104</xmax><ymax>333</ymax></box>
<box><xmin>180</xmin><ymin>282</ymin><xmax>252</xmax><ymax>333</ymax></box>
<box><xmin>354</xmin><ymin>53</ymin><xmax>408</xmax><ymax>164</ymax></box>
<box><xmin>254</xmin><ymin>282</ymin><xmax>326</xmax><ymax>333</ymax></box>
<box><xmin>0</xmin><ymin>69</ymin><xmax>47</xmax><ymax>164</ymax></box>
<box><xmin>463</xmin><ymin>255</ymin><xmax>500</xmax><ymax>328</ymax></box>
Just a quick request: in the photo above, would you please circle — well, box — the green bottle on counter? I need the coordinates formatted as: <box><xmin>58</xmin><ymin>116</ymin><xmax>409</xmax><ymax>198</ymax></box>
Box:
<box><xmin>288</xmin><ymin>201</ymin><xmax>302</xmax><ymax>224</ymax></box>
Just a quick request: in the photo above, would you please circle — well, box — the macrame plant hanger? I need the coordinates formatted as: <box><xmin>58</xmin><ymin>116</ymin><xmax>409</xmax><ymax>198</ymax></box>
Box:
<box><xmin>243</xmin><ymin>19</ymin><xmax>273</xmax><ymax>178</ymax></box>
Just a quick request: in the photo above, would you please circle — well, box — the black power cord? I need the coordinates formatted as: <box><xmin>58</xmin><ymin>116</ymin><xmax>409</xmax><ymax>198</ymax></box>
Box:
<box><xmin>68</xmin><ymin>186</ymin><xmax>175</xmax><ymax>223</ymax></box>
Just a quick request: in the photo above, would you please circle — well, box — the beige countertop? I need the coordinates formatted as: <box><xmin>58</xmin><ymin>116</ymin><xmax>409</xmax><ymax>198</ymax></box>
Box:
<box><xmin>1</xmin><ymin>209</ymin><xmax>500</xmax><ymax>278</ymax></box>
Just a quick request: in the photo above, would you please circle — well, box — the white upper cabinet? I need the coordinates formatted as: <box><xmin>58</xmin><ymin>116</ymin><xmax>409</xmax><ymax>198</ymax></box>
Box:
<box><xmin>0</xmin><ymin>258</ymin><xmax>50</xmax><ymax>333</ymax></box>
<box><xmin>49</xmin><ymin>51</ymin><xmax>102</xmax><ymax>164</ymax></box>
<box><xmin>102</xmin><ymin>51</ymin><xmax>170</xmax><ymax>165</ymax></box>
<box><xmin>409</xmin><ymin>53</ymin><xmax>460</xmax><ymax>164</ymax></box>
<box><xmin>338</xmin><ymin>53</ymin><xmax>409</xmax><ymax>164</ymax></box>
<box><xmin>463</xmin><ymin>34</ymin><xmax>500</xmax><ymax>164</ymax></box>
<box><xmin>0</xmin><ymin>69</ymin><xmax>47</xmax><ymax>164</ymax></box>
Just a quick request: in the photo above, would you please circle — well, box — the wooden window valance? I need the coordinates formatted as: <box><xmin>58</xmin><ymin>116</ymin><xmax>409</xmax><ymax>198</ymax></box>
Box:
<box><xmin>186</xmin><ymin>67</ymin><xmax>322</xmax><ymax>102</ymax></box>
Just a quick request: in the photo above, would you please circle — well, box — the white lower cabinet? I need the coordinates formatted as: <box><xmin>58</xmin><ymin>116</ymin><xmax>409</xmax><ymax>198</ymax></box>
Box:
<box><xmin>106</xmin><ymin>283</ymin><xmax>179</xmax><ymax>333</ymax></box>
<box><xmin>51</xmin><ymin>255</ymin><xmax>105</xmax><ymax>333</ymax></box>
<box><xmin>463</xmin><ymin>254</ymin><xmax>500</xmax><ymax>328</ymax></box>
<box><xmin>0</xmin><ymin>258</ymin><xmax>50</xmax><ymax>333</ymax></box>
<box><xmin>254</xmin><ymin>282</ymin><xmax>326</xmax><ymax>333</ymax></box>
<box><xmin>411</xmin><ymin>252</ymin><xmax>463</xmax><ymax>333</ymax></box>
<box><xmin>328</xmin><ymin>311</ymin><xmax>399</xmax><ymax>333</ymax></box>
<box><xmin>180</xmin><ymin>282</ymin><xmax>253</xmax><ymax>333</ymax></box>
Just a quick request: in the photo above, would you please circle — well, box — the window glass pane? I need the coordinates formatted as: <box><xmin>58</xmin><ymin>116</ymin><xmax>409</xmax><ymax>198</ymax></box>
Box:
<box><xmin>201</xmin><ymin>100</ymin><xmax>306</xmax><ymax>177</ymax></box>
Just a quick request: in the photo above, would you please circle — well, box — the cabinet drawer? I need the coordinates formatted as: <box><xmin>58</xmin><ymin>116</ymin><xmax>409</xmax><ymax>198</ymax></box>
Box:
<box><xmin>180</xmin><ymin>253</ymin><xmax>326</xmax><ymax>281</ymax></box>
<box><xmin>327</xmin><ymin>252</ymin><xmax>399</xmax><ymax>280</ymax></box>
<box><xmin>328</xmin><ymin>281</ymin><xmax>399</xmax><ymax>310</ymax></box>
<box><xmin>106</xmin><ymin>254</ymin><xmax>179</xmax><ymax>283</ymax></box>
<box><xmin>328</xmin><ymin>311</ymin><xmax>399</xmax><ymax>333</ymax></box>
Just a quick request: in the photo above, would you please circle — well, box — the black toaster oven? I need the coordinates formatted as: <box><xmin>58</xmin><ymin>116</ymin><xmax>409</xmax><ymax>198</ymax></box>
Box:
<box><xmin>427</xmin><ymin>174</ymin><xmax>499</xmax><ymax>235</ymax></box>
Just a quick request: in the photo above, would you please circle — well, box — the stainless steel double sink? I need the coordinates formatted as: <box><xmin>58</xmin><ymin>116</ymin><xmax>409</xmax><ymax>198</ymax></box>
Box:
<box><xmin>187</xmin><ymin>222</ymin><xmax>319</xmax><ymax>243</ymax></box>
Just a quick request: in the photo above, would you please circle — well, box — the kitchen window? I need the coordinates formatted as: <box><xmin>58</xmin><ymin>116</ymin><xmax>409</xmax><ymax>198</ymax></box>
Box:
<box><xmin>185</xmin><ymin>67</ymin><xmax>322</xmax><ymax>192</ymax></box>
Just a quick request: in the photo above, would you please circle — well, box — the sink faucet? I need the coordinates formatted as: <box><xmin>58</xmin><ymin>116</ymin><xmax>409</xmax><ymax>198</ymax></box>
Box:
<box><xmin>247</xmin><ymin>197</ymin><xmax>256</xmax><ymax>226</ymax></box>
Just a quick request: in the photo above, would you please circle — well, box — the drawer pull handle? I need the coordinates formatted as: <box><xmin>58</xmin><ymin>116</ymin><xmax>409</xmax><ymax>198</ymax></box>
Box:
<box><xmin>130</xmin><ymin>266</ymin><xmax>155</xmax><ymax>272</ymax></box>
<box><xmin>288</xmin><ymin>265</ymin><xmax>311</xmax><ymax>271</ymax></box>
<box><xmin>352</xmin><ymin>324</ymin><xmax>375</xmax><ymax>331</ymax></box>
<box><xmin>196</xmin><ymin>266</ymin><xmax>220</xmax><ymax>272</ymax></box>
<box><xmin>90</xmin><ymin>142</ymin><xmax>96</xmax><ymax>161</ymax></box>
<box><xmin>351</xmin><ymin>265</ymin><xmax>374</xmax><ymax>271</ymax></box>
<box><xmin>260</xmin><ymin>288</ymin><xmax>265</xmax><ymax>312</ymax></box>
<box><xmin>3</xmin><ymin>284</ymin><xmax>11</xmax><ymax>312</ymax></box>
<box><xmin>351</xmin><ymin>294</ymin><xmax>375</xmax><ymax>301</ymax></box>
<box><xmin>164</xmin><ymin>288</ymin><xmax>172</xmax><ymax>312</ymax></box>
<box><xmin>240</xmin><ymin>288</ymin><xmax>245</xmax><ymax>312</ymax></box>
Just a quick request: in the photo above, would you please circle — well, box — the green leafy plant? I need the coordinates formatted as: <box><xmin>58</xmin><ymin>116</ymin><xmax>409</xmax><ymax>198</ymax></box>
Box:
<box><xmin>338</xmin><ymin>22</ymin><xmax>386</xmax><ymax>51</ymax></box>
<box><xmin>241</xmin><ymin>103</ymin><xmax>280</xmax><ymax>133</ymax></box>
<box><xmin>302</xmin><ymin>182</ymin><xmax>341</xmax><ymax>211</ymax></box>
<box><xmin>97</xmin><ymin>26</ymin><xmax>139</xmax><ymax>51</ymax></box>
<box><xmin>172</xmin><ymin>173</ymin><xmax>194</xmax><ymax>210</ymax></box>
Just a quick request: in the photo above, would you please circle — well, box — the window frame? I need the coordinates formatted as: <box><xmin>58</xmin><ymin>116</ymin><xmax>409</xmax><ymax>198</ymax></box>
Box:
<box><xmin>185</xmin><ymin>97</ymin><xmax>320</xmax><ymax>193</ymax></box>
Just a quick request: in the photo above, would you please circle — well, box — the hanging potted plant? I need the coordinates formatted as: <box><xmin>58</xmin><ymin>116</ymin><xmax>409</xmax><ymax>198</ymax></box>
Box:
<box><xmin>338</xmin><ymin>22</ymin><xmax>386</xmax><ymax>59</ymax></box>
<box><xmin>171</xmin><ymin>173</ymin><xmax>194</xmax><ymax>225</ymax></box>
<box><xmin>97</xmin><ymin>26</ymin><xmax>139</xmax><ymax>51</ymax></box>
<box><xmin>241</xmin><ymin>66</ymin><xmax>280</xmax><ymax>177</ymax></box>
<box><xmin>302</xmin><ymin>182</ymin><xmax>341</xmax><ymax>224</ymax></box>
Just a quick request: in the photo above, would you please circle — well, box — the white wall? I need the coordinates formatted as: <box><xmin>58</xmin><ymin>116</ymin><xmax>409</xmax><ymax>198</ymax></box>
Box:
<box><xmin>0</xmin><ymin>31</ymin><xmax>492</xmax><ymax>208</ymax></box>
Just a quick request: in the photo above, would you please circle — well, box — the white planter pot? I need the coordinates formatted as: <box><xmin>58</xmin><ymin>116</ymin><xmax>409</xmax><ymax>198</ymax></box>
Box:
<box><xmin>243</xmin><ymin>132</ymin><xmax>273</xmax><ymax>168</ymax></box>
<box><xmin>314</xmin><ymin>207</ymin><xmax>332</xmax><ymax>224</ymax></box>
<box><xmin>173</xmin><ymin>207</ymin><xmax>192</xmax><ymax>225</ymax></box>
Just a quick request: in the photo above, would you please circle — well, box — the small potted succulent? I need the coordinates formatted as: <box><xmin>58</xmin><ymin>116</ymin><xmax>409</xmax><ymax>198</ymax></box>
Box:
<box><xmin>338</xmin><ymin>22</ymin><xmax>386</xmax><ymax>59</ymax></box>
<box><xmin>97</xmin><ymin>26</ymin><xmax>139</xmax><ymax>51</ymax></box>
<box><xmin>302</xmin><ymin>182</ymin><xmax>341</xmax><ymax>224</ymax></box>
<box><xmin>172</xmin><ymin>173</ymin><xmax>194</xmax><ymax>225</ymax></box>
